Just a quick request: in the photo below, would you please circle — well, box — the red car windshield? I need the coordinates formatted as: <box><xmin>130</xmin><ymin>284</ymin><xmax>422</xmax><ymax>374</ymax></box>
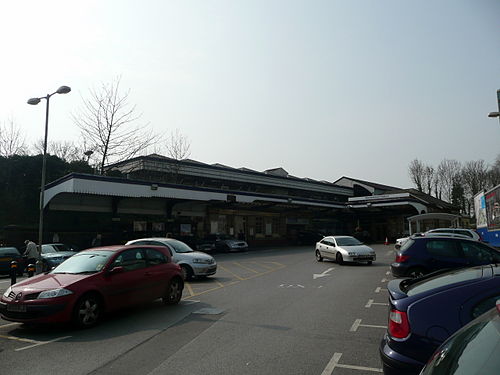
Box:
<box><xmin>52</xmin><ymin>251</ymin><xmax>113</xmax><ymax>274</ymax></box>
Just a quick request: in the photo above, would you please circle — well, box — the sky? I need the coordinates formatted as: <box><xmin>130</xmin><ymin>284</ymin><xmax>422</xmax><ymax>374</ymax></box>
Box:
<box><xmin>1</xmin><ymin>0</ymin><xmax>499</xmax><ymax>189</ymax></box>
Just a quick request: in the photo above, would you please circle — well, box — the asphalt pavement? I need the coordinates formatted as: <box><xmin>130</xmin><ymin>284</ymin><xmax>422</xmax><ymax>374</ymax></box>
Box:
<box><xmin>0</xmin><ymin>244</ymin><xmax>397</xmax><ymax>375</ymax></box>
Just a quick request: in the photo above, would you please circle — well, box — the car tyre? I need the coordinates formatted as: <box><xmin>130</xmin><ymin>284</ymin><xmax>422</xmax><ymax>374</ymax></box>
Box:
<box><xmin>180</xmin><ymin>265</ymin><xmax>193</xmax><ymax>281</ymax></box>
<box><xmin>336</xmin><ymin>252</ymin><xmax>344</xmax><ymax>265</ymax></box>
<box><xmin>408</xmin><ymin>267</ymin><xmax>425</xmax><ymax>278</ymax></box>
<box><xmin>315</xmin><ymin>250</ymin><xmax>323</xmax><ymax>262</ymax></box>
<box><xmin>163</xmin><ymin>277</ymin><xmax>183</xmax><ymax>305</ymax></box>
<box><xmin>73</xmin><ymin>293</ymin><xmax>102</xmax><ymax>328</ymax></box>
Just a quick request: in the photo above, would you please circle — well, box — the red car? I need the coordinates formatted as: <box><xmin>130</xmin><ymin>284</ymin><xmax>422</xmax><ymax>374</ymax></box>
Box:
<box><xmin>0</xmin><ymin>245</ymin><xmax>184</xmax><ymax>327</ymax></box>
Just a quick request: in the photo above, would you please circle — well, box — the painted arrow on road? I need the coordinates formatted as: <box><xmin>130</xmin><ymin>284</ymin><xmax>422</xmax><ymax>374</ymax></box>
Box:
<box><xmin>313</xmin><ymin>267</ymin><xmax>335</xmax><ymax>279</ymax></box>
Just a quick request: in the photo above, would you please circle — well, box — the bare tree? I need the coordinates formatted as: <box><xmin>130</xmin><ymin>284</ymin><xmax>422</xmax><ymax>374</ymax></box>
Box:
<box><xmin>488</xmin><ymin>154</ymin><xmax>500</xmax><ymax>187</ymax></box>
<box><xmin>163</xmin><ymin>129</ymin><xmax>191</xmax><ymax>183</ymax></box>
<box><xmin>0</xmin><ymin>118</ymin><xmax>27</xmax><ymax>156</ymax></box>
<box><xmin>408</xmin><ymin>159</ymin><xmax>426</xmax><ymax>192</ymax></box>
<box><xmin>33</xmin><ymin>139</ymin><xmax>85</xmax><ymax>162</ymax></box>
<box><xmin>437</xmin><ymin>159</ymin><xmax>462</xmax><ymax>202</ymax></box>
<box><xmin>72</xmin><ymin>77</ymin><xmax>157</xmax><ymax>174</ymax></box>
<box><xmin>422</xmin><ymin>165</ymin><xmax>434</xmax><ymax>195</ymax></box>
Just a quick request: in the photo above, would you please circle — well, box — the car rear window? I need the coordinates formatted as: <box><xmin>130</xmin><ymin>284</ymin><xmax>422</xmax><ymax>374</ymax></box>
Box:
<box><xmin>400</xmin><ymin>239</ymin><xmax>415</xmax><ymax>252</ymax></box>
<box><xmin>406</xmin><ymin>267</ymin><xmax>484</xmax><ymax>296</ymax></box>
<box><xmin>0</xmin><ymin>247</ymin><xmax>20</xmax><ymax>256</ymax></box>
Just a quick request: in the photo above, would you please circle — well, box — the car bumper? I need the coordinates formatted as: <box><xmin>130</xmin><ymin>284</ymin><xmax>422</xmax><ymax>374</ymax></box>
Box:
<box><xmin>344</xmin><ymin>255</ymin><xmax>376</xmax><ymax>262</ymax></box>
<box><xmin>0</xmin><ymin>299</ymin><xmax>72</xmax><ymax>324</ymax></box>
<box><xmin>379</xmin><ymin>335</ymin><xmax>424</xmax><ymax>375</ymax></box>
<box><xmin>192</xmin><ymin>264</ymin><xmax>217</xmax><ymax>276</ymax></box>
<box><xmin>228</xmin><ymin>245</ymin><xmax>248</xmax><ymax>252</ymax></box>
<box><xmin>390</xmin><ymin>263</ymin><xmax>410</xmax><ymax>277</ymax></box>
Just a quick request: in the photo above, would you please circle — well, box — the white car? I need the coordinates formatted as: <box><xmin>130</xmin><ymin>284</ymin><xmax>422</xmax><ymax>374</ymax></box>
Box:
<box><xmin>126</xmin><ymin>238</ymin><xmax>216</xmax><ymax>280</ymax></box>
<box><xmin>315</xmin><ymin>235</ymin><xmax>376</xmax><ymax>265</ymax></box>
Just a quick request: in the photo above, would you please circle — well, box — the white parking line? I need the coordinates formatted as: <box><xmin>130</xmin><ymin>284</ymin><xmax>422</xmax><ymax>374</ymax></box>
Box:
<box><xmin>350</xmin><ymin>319</ymin><xmax>387</xmax><ymax>332</ymax></box>
<box><xmin>365</xmin><ymin>299</ymin><xmax>389</xmax><ymax>308</ymax></box>
<box><xmin>374</xmin><ymin>287</ymin><xmax>387</xmax><ymax>293</ymax></box>
<box><xmin>0</xmin><ymin>322</ymin><xmax>21</xmax><ymax>329</ymax></box>
<box><xmin>385</xmin><ymin>271</ymin><xmax>390</xmax><ymax>275</ymax></box>
<box><xmin>381</xmin><ymin>278</ymin><xmax>388</xmax><ymax>282</ymax></box>
<box><xmin>321</xmin><ymin>352</ymin><xmax>383</xmax><ymax>374</ymax></box>
<box><xmin>15</xmin><ymin>335</ymin><xmax>72</xmax><ymax>351</ymax></box>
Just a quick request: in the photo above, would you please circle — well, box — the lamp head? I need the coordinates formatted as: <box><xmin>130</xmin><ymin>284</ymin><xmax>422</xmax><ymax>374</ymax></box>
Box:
<box><xmin>27</xmin><ymin>98</ymin><xmax>41</xmax><ymax>105</ymax></box>
<box><xmin>56</xmin><ymin>86</ymin><xmax>71</xmax><ymax>94</ymax></box>
<box><xmin>488</xmin><ymin>112</ymin><xmax>500</xmax><ymax>118</ymax></box>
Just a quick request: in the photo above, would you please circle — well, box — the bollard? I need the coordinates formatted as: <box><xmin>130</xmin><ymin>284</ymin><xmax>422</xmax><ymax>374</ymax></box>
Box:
<box><xmin>10</xmin><ymin>261</ymin><xmax>17</xmax><ymax>285</ymax></box>
<box><xmin>27</xmin><ymin>263</ymin><xmax>35</xmax><ymax>277</ymax></box>
<box><xmin>35</xmin><ymin>260</ymin><xmax>43</xmax><ymax>274</ymax></box>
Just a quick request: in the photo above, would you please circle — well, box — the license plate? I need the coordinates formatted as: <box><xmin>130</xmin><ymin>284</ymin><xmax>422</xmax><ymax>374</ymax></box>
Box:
<box><xmin>6</xmin><ymin>304</ymin><xmax>26</xmax><ymax>312</ymax></box>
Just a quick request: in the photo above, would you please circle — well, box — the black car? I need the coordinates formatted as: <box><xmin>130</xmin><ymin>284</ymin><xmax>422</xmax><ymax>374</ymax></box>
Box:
<box><xmin>391</xmin><ymin>236</ymin><xmax>500</xmax><ymax>278</ymax></box>
<box><xmin>420</xmin><ymin>301</ymin><xmax>500</xmax><ymax>375</ymax></box>
<box><xmin>0</xmin><ymin>247</ymin><xmax>24</xmax><ymax>275</ymax></box>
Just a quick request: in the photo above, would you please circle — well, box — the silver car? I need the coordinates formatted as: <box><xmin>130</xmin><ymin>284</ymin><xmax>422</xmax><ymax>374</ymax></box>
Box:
<box><xmin>126</xmin><ymin>238</ymin><xmax>216</xmax><ymax>280</ymax></box>
<box><xmin>315</xmin><ymin>235</ymin><xmax>376</xmax><ymax>264</ymax></box>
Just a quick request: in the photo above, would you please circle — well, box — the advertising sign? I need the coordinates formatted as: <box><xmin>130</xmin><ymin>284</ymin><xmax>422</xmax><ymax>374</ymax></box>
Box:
<box><xmin>485</xmin><ymin>186</ymin><xmax>500</xmax><ymax>230</ymax></box>
<box><xmin>474</xmin><ymin>192</ymin><xmax>487</xmax><ymax>228</ymax></box>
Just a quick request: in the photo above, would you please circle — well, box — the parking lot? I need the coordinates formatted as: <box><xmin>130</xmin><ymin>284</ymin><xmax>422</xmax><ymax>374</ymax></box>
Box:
<box><xmin>0</xmin><ymin>245</ymin><xmax>397</xmax><ymax>375</ymax></box>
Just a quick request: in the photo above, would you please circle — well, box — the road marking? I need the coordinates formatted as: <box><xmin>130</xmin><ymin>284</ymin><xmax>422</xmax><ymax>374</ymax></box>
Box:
<box><xmin>350</xmin><ymin>319</ymin><xmax>387</xmax><ymax>332</ymax></box>
<box><xmin>0</xmin><ymin>322</ymin><xmax>21</xmax><ymax>329</ymax></box>
<box><xmin>185</xmin><ymin>282</ymin><xmax>195</xmax><ymax>296</ymax></box>
<box><xmin>374</xmin><ymin>287</ymin><xmax>387</xmax><ymax>293</ymax></box>
<box><xmin>182</xmin><ymin>299</ymin><xmax>200</xmax><ymax>305</ymax></box>
<box><xmin>15</xmin><ymin>335</ymin><xmax>72</xmax><ymax>351</ymax></box>
<box><xmin>381</xmin><ymin>278</ymin><xmax>388</xmax><ymax>282</ymax></box>
<box><xmin>385</xmin><ymin>271</ymin><xmax>390</xmax><ymax>275</ymax></box>
<box><xmin>0</xmin><ymin>334</ymin><xmax>39</xmax><ymax>344</ymax></box>
<box><xmin>321</xmin><ymin>352</ymin><xmax>382</xmax><ymax>374</ymax></box>
<box><xmin>365</xmin><ymin>299</ymin><xmax>389</xmax><ymax>308</ymax></box>
<box><xmin>218</xmin><ymin>265</ymin><xmax>245</xmax><ymax>280</ymax></box>
<box><xmin>279</xmin><ymin>284</ymin><xmax>305</xmax><ymax>288</ymax></box>
<box><xmin>250</xmin><ymin>261</ymin><xmax>273</xmax><ymax>270</ymax></box>
<box><xmin>313</xmin><ymin>267</ymin><xmax>335</xmax><ymax>280</ymax></box>
<box><xmin>233</xmin><ymin>262</ymin><xmax>259</xmax><ymax>274</ymax></box>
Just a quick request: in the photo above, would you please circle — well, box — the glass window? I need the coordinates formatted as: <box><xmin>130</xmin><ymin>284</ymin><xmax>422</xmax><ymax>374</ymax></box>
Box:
<box><xmin>166</xmin><ymin>240</ymin><xmax>193</xmax><ymax>253</ymax></box>
<box><xmin>52</xmin><ymin>251</ymin><xmax>113</xmax><ymax>274</ymax></box>
<box><xmin>111</xmin><ymin>249</ymin><xmax>146</xmax><ymax>271</ymax></box>
<box><xmin>0</xmin><ymin>247</ymin><xmax>20</xmax><ymax>256</ymax></box>
<box><xmin>146</xmin><ymin>249</ymin><xmax>167</xmax><ymax>265</ymax></box>
<box><xmin>472</xmin><ymin>295</ymin><xmax>500</xmax><ymax>318</ymax></box>
<box><xmin>426</xmin><ymin>240</ymin><xmax>462</xmax><ymax>258</ymax></box>
<box><xmin>406</xmin><ymin>268</ymin><xmax>483</xmax><ymax>296</ymax></box>
<box><xmin>41</xmin><ymin>245</ymin><xmax>57</xmax><ymax>254</ymax></box>
<box><xmin>456</xmin><ymin>230</ymin><xmax>473</xmax><ymax>238</ymax></box>
<box><xmin>335</xmin><ymin>237</ymin><xmax>363</xmax><ymax>246</ymax></box>
<box><xmin>460</xmin><ymin>242</ymin><xmax>500</xmax><ymax>263</ymax></box>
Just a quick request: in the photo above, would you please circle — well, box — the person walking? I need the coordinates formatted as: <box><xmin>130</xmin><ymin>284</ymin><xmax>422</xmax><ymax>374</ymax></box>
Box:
<box><xmin>91</xmin><ymin>233</ymin><xmax>102</xmax><ymax>247</ymax></box>
<box><xmin>23</xmin><ymin>240</ymin><xmax>39</xmax><ymax>266</ymax></box>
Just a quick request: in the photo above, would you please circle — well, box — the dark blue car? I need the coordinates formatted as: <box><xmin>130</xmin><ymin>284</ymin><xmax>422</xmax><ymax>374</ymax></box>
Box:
<box><xmin>0</xmin><ymin>247</ymin><xmax>24</xmax><ymax>275</ymax></box>
<box><xmin>380</xmin><ymin>265</ymin><xmax>500</xmax><ymax>375</ymax></box>
<box><xmin>391</xmin><ymin>236</ymin><xmax>500</xmax><ymax>278</ymax></box>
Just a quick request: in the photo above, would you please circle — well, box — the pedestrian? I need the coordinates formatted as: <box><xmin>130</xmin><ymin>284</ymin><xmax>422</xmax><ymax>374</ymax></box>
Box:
<box><xmin>91</xmin><ymin>233</ymin><xmax>102</xmax><ymax>247</ymax></box>
<box><xmin>23</xmin><ymin>239</ymin><xmax>39</xmax><ymax>266</ymax></box>
<box><xmin>52</xmin><ymin>232</ymin><xmax>60</xmax><ymax>243</ymax></box>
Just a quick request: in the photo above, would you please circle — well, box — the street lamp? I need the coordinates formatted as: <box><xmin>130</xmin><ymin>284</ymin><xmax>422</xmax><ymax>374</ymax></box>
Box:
<box><xmin>488</xmin><ymin>89</ymin><xmax>500</xmax><ymax>122</ymax></box>
<box><xmin>27</xmin><ymin>85</ymin><xmax>71</xmax><ymax>255</ymax></box>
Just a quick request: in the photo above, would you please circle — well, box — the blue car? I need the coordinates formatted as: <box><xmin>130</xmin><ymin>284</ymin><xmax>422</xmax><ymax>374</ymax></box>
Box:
<box><xmin>391</xmin><ymin>236</ymin><xmax>500</xmax><ymax>278</ymax></box>
<box><xmin>380</xmin><ymin>264</ymin><xmax>500</xmax><ymax>375</ymax></box>
<box><xmin>420</xmin><ymin>301</ymin><xmax>500</xmax><ymax>375</ymax></box>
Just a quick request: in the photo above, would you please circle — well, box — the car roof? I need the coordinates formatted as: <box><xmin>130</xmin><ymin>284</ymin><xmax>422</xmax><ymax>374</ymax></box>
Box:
<box><xmin>332</xmin><ymin>235</ymin><xmax>354</xmax><ymax>239</ymax></box>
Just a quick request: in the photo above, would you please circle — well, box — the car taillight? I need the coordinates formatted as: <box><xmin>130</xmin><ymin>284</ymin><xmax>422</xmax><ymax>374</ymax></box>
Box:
<box><xmin>395</xmin><ymin>254</ymin><xmax>409</xmax><ymax>263</ymax></box>
<box><xmin>389</xmin><ymin>309</ymin><xmax>410</xmax><ymax>339</ymax></box>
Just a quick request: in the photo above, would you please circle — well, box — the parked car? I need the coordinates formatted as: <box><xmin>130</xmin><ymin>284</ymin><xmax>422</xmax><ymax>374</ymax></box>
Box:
<box><xmin>391</xmin><ymin>236</ymin><xmax>500</xmax><ymax>278</ymax></box>
<box><xmin>0</xmin><ymin>247</ymin><xmax>24</xmax><ymax>275</ymax></box>
<box><xmin>315</xmin><ymin>235</ymin><xmax>376</xmax><ymax>264</ymax></box>
<box><xmin>379</xmin><ymin>264</ymin><xmax>500</xmax><ymax>375</ymax></box>
<box><xmin>40</xmin><ymin>243</ymin><xmax>78</xmax><ymax>271</ymax></box>
<box><xmin>420</xmin><ymin>301</ymin><xmax>500</xmax><ymax>375</ymax></box>
<box><xmin>395</xmin><ymin>228</ymin><xmax>480</xmax><ymax>250</ymax></box>
<box><xmin>126</xmin><ymin>238</ymin><xmax>217</xmax><ymax>280</ymax></box>
<box><xmin>199</xmin><ymin>234</ymin><xmax>248</xmax><ymax>253</ymax></box>
<box><xmin>0</xmin><ymin>245</ymin><xmax>184</xmax><ymax>327</ymax></box>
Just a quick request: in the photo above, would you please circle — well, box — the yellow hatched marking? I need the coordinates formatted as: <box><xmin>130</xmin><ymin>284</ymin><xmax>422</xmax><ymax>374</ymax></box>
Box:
<box><xmin>185</xmin><ymin>282</ymin><xmax>195</xmax><ymax>297</ymax></box>
<box><xmin>251</xmin><ymin>261</ymin><xmax>273</xmax><ymax>270</ymax></box>
<box><xmin>0</xmin><ymin>334</ymin><xmax>40</xmax><ymax>344</ymax></box>
<box><xmin>217</xmin><ymin>264</ymin><xmax>245</xmax><ymax>280</ymax></box>
<box><xmin>233</xmin><ymin>262</ymin><xmax>259</xmax><ymax>274</ymax></box>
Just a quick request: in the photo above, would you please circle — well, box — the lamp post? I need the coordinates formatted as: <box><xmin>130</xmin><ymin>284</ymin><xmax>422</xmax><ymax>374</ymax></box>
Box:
<box><xmin>27</xmin><ymin>86</ymin><xmax>71</xmax><ymax>255</ymax></box>
<box><xmin>488</xmin><ymin>89</ymin><xmax>500</xmax><ymax>122</ymax></box>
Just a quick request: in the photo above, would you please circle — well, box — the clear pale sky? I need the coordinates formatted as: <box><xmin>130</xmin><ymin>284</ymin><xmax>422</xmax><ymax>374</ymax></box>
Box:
<box><xmin>1</xmin><ymin>0</ymin><xmax>499</xmax><ymax>188</ymax></box>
